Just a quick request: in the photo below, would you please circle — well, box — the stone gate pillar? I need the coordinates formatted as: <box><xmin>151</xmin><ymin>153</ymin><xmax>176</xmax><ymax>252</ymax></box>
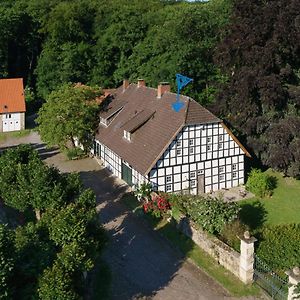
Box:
<box><xmin>239</xmin><ymin>231</ymin><xmax>257</xmax><ymax>284</ymax></box>
<box><xmin>286</xmin><ymin>267</ymin><xmax>300</xmax><ymax>300</ymax></box>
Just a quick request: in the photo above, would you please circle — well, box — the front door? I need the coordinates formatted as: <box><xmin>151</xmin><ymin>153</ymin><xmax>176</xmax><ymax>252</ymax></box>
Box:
<box><xmin>121</xmin><ymin>162</ymin><xmax>132</xmax><ymax>186</ymax></box>
<box><xmin>197</xmin><ymin>175</ymin><xmax>205</xmax><ymax>194</ymax></box>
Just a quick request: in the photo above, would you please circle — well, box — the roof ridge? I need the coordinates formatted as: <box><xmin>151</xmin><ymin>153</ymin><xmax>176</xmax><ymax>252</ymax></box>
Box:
<box><xmin>126</xmin><ymin>83</ymin><xmax>190</xmax><ymax>101</ymax></box>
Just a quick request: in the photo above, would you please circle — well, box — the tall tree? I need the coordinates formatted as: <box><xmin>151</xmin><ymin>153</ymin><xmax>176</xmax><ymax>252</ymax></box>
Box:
<box><xmin>37</xmin><ymin>83</ymin><xmax>101</xmax><ymax>151</ymax></box>
<box><xmin>213</xmin><ymin>0</ymin><xmax>300</xmax><ymax>176</ymax></box>
<box><xmin>35</xmin><ymin>0</ymin><xmax>97</xmax><ymax>98</ymax></box>
<box><xmin>0</xmin><ymin>224</ymin><xmax>15</xmax><ymax>300</ymax></box>
<box><xmin>0</xmin><ymin>145</ymin><xmax>83</xmax><ymax>220</ymax></box>
<box><xmin>112</xmin><ymin>0</ymin><xmax>232</xmax><ymax>104</ymax></box>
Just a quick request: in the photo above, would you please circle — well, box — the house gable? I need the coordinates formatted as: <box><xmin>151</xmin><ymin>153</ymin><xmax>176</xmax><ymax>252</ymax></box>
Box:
<box><xmin>149</xmin><ymin>122</ymin><xmax>246</xmax><ymax>193</ymax></box>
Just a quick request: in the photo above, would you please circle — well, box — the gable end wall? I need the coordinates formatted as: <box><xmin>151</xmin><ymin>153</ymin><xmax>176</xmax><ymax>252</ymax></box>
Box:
<box><xmin>148</xmin><ymin>123</ymin><xmax>245</xmax><ymax>193</ymax></box>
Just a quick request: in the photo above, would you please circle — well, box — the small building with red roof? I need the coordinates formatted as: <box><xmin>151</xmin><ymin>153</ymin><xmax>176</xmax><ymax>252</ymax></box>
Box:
<box><xmin>0</xmin><ymin>78</ymin><xmax>26</xmax><ymax>132</ymax></box>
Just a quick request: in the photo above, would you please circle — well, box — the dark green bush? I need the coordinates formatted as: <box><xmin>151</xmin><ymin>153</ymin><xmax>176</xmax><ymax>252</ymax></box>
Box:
<box><xmin>65</xmin><ymin>148</ymin><xmax>85</xmax><ymax>160</ymax></box>
<box><xmin>171</xmin><ymin>194</ymin><xmax>240</xmax><ymax>234</ymax></box>
<box><xmin>256</xmin><ymin>224</ymin><xmax>300</xmax><ymax>271</ymax></box>
<box><xmin>246</xmin><ymin>169</ymin><xmax>277</xmax><ymax>197</ymax></box>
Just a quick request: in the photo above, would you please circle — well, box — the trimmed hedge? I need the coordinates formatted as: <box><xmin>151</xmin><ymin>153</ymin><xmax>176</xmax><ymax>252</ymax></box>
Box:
<box><xmin>256</xmin><ymin>224</ymin><xmax>300</xmax><ymax>270</ymax></box>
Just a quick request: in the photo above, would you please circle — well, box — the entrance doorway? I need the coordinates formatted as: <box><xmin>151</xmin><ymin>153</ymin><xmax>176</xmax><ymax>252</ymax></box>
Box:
<box><xmin>121</xmin><ymin>162</ymin><xmax>132</xmax><ymax>186</ymax></box>
<box><xmin>197</xmin><ymin>174</ymin><xmax>205</xmax><ymax>194</ymax></box>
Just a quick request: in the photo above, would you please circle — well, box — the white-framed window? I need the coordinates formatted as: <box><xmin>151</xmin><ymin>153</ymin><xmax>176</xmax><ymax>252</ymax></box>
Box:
<box><xmin>218</xmin><ymin>143</ymin><xmax>223</xmax><ymax>150</ymax></box>
<box><xmin>189</xmin><ymin>139</ymin><xmax>194</xmax><ymax>146</ymax></box>
<box><xmin>207</xmin><ymin>145</ymin><xmax>212</xmax><ymax>152</ymax></box>
<box><xmin>176</xmin><ymin>149</ymin><xmax>182</xmax><ymax>156</ymax></box>
<box><xmin>189</xmin><ymin>147</ymin><xmax>194</xmax><ymax>154</ymax></box>
<box><xmin>232</xmin><ymin>171</ymin><xmax>237</xmax><ymax>178</ymax></box>
<box><xmin>219</xmin><ymin>166</ymin><xmax>224</xmax><ymax>173</ymax></box>
<box><xmin>190</xmin><ymin>180</ymin><xmax>196</xmax><ymax>187</ymax></box>
<box><xmin>190</xmin><ymin>171</ymin><xmax>196</xmax><ymax>178</ymax></box>
<box><xmin>219</xmin><ymin>174</ymin><xmax>225</xmax><ymax>181</ymax></box>
<box><xmin>219</xmin><ymin>135</ymin><xmax>223</xmax><ymax>142</ymax></box>
<box><xmin>166</xmin><ymin>175</ymin><xmax>172</xmax><ymax>183</ymax></box>
<box><xmin>177</xmin><ymin>140</ymin><xmax>181</xmax><ymax>147</ymax></box>
<box><xmin>232</xmin><ymin>164</ymin><xmax>237</xmax><ymax>171</ymax></box>
<box><xmin>198</xmin><ymin>170</ymin><xmax>204</xmax><ymax>175</ymax></box>
<box><xmin>124</xmin><ymin>130</ymin><xmax>131</xmax><ymax>141</ymax></box>
<box><xmin>207</xmin><ymin>137</ymin><xmax>212</xmax><ymax>143</ymax></box>
<box><xmin>166</xmin><ymin>184</ymin><xmax>172</xmax><ymax>192</ymax></box>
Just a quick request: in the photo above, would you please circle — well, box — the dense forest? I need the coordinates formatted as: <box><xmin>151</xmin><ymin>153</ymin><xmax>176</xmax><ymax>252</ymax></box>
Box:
<box><xmin>0</xmin><ymin>0</ymin><xmax>231</xmax><ymax>102</ymax></box>
<box><xmin>1</xmin><ymin>0</ymin><xmax>300</xmax><ymax>176</ymax></box>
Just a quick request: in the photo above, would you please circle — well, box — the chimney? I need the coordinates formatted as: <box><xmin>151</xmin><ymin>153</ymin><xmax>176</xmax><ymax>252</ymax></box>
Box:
<box><xmin>137</xmin><ymin>79</ymin><xmax>146</xmax><ymax>88</ymax></box>
<box><xmin>123</xmin><ymin>79</ymin><xmax>129</xmax><ymax>92</ymax></box>
<box><xmin>157</xmin><ymin>82</ymin><xmax>170</xmax><ymax>98</ymax></box>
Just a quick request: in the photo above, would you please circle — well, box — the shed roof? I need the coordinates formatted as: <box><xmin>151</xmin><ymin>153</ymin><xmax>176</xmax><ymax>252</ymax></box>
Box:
<box><xmin>0</xmin><ymin>78</ymin><xmax>25</xmax><ymax>114</ymax></box>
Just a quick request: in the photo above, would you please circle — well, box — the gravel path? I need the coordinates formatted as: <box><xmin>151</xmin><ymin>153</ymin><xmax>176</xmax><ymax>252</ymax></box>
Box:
<box><xmin>1</xmin><ymin>132</ymin><xmax>261</xmax><ymax>300</ymax></box>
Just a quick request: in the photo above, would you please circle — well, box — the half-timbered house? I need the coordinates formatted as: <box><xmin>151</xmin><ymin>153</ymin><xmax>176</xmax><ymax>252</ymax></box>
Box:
<box><xmin>93</xmin><ymin>79</ymin><xmax>250</xmax><ymax>194</ymax></box>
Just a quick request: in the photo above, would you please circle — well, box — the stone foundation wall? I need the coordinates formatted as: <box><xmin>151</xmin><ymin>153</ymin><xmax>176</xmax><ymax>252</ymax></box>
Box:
<box><xmin>175</xmin><ymin>216</ymin><xmax>240</xmax><ymax>278</ymax></box>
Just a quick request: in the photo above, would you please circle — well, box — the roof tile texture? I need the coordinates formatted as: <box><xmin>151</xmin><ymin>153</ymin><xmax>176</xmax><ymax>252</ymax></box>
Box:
<box><xmin>0</xmin><ymin>78</ymin><xmax>25</xmax><ymax>114</ymax></box>
<box><xmin>96</xmin><ymin>84</ymin><xmax>220</xmax><ymax>175</ymax></box>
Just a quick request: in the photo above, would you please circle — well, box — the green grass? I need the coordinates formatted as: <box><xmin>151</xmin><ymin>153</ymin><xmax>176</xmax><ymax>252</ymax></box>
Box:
<box><xmin>0</xmin><ymin>129</ymin><xmax>31</xmax><ymax>142</ymax></box>
<box><xmin>122</xmin><ymin>193</ymin><xmax>260</xmax><ymax>297</ymax></box>
<box><xmin>240</xmin><ymin>169</ymin><xmax>300</xmax><ymax>228</ymax></box>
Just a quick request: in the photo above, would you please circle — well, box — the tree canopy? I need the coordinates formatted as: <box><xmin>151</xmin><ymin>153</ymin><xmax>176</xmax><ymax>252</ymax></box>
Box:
<box><xmin>0</xmin><ymin>145</ymin><xmax>106</xmax><ymax>298</ymax></box>
<box><xmin>37</xmin><ymin>83</ymin><xmax>102</xmax><ymax>151</ymax></box>
<box><xmin>0</xmin><ymin>0</ymin><xmax>231</xmax><ymax>103</ymax></box>
<box><xmin>212</xmin><ymin>0</ymin><xmax>300</xmax><ymax>176</ymax></box>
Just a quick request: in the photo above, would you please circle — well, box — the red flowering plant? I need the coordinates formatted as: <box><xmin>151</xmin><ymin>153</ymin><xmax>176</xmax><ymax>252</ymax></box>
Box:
<box><xmin>142</xmin><ymin>192</ymin><xmax>172</xmax><ymax>218</ymax></box>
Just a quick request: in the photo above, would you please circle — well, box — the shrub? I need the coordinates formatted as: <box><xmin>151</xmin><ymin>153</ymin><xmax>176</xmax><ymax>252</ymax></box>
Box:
<box><xmin>171</xmin><ymin>194</ymin><xmax>240</xmax><ymax>234</ymax></box>
<box><xmin>220</xmin><ymin>219</ymin><xmax>249</xmax><ymax>252</ymax></box>
<box><xmin>246</xmin><ymin>169</ymin><xmax>276</xmax><ymax>197</ymax></box>
<box><xmin>65</xmin><ymin>148</ymin><xmax>85</xmax><ymax>160</ymax></box>
<box><xmin>133</xmin><ymin>182</ymin><xmax>152</xmax><ymax>201</ymax></box>
<box><xmin>256</xmin><ymin>224</ymin><xmax>300</xmax><ymax>271</ymax></box>
<box><xmin>143</xmin><ymin>193</ymin><xmax>171</xmax><ymax>218</ymax></box>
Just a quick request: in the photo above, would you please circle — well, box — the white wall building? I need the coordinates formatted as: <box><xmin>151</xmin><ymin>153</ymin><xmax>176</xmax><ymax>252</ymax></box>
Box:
<box><xmin>94</xmin><ymin>80</ymin><xmax>250</xmax><ymax>194</ymax></box>
<box><xmin>0</xmin><ymin>78</ymin><xmax>26</xmax><ymax>133</ymax></box>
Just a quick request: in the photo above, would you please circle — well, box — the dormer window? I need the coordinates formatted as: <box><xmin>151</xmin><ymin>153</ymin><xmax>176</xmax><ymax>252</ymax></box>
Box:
<box><xmin>124</xmin><ymin>130</ymin><xmax>131</xmax><ymax>141</ymax></box>
<box><xmin>100</xmin><ymin>117</ymin><xmax>107</xmax><ymax>126</ymax></box>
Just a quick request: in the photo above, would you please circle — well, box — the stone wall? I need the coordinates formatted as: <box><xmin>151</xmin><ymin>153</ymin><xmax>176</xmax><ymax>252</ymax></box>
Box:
<box><xmin>175</xmin><ymin>216</ymin><xmax>240</xmax><ymax>279</ymax></box>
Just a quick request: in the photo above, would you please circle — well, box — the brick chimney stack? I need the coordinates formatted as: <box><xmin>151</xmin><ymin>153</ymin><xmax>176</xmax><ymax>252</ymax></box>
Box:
<box><xmin>157</xmin><ymin>82</ymin><xmax>170</xmax><ymax>98</ymax></box>
<box><xmin>123</xmin><ymin>79</ymin><xmax>129</xmax><ymax>92</ymax></box>
<box><xmin>137</xmin><ymin>79</ymin><xmax>146</xmax><ymax>88</ymax></box>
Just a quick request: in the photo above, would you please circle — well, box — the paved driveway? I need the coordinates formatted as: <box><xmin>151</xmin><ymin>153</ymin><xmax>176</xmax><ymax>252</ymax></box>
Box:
<box><xmin>0</xmin><ymin>133</ymin><xmax>258</xmax><ymax>300</ymax></box>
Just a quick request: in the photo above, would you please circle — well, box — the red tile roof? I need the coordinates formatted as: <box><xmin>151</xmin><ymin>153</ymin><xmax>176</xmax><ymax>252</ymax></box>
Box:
<box><xmin>0</xmin><ymin>78</ymin><xmax>25</xmax><ymax>114</ymax></box>
<box><xmin>96</xmin><ymin>83</ymin><xmax>222</xmax><ymax>175</ymax></box>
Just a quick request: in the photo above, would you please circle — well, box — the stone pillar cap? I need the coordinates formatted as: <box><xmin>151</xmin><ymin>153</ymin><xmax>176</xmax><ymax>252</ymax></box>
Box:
<box><xmin>286</xmin><ymin>266</ymin><xmax>300</xmax><ymax>282</ymax></box>
<box><xmin>238</xmin><ymin>231</ymin><xmax>257</xmax><ymax>243</ymax></box>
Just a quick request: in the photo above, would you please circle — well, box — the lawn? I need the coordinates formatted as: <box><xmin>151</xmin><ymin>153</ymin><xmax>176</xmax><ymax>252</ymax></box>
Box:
<box><xmin>239</xmin><ymin>169</ymin><xmax>300</xmax><ymax>229</ymax></box>
<box><xmin>0</xmin><ymin>129</ymin><xmax>32</xmax><ymax>142</ymax></box>
<box><xmin>122</xmin><ymin>194</ymin><xmax>260</xmax><ymax>297</ymax></box>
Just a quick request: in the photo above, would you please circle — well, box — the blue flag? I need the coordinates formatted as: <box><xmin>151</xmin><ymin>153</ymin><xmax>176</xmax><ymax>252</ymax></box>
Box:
<box><xmin>172</xmin><ymin>74</ymin><xmax>193</xmax><ymax>112</ymax></box>
<box><xmin>176</xmin><ymin>74</ymin><xmax>193</xmax><ymax>92</ymax></box>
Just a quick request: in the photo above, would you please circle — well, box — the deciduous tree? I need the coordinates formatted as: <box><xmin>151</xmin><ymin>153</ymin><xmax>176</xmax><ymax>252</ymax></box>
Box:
<box><xmin>212</xmin><ymin>0</ymin><xmax>300</xmax><ymax>176</ymax></box>
<box><xmin>37</xmin><ymin>83</ymin><xmax>101</xmax><ymax>151</ymax></box>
